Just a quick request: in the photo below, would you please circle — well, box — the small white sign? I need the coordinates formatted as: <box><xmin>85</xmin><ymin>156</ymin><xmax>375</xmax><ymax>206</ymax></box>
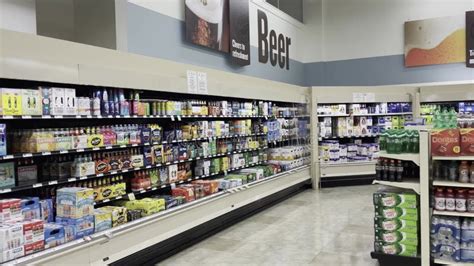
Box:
<box><xmin>352</xmin><ymin>93</ymin><xmax>364</xmax><ymax>102</ymax></box>
<box><xmin>197</xmin><ymin>72</ymin><xmax>208</xmax><ymax>94</ymax></box>
<box><xmin>363</xmin><ymin>93</ymin><xmax>375</xmax><ymax>102</ymax></box>
<box><xmin>187</xmin><ymin>70</ymin><xmax>198</xmax><ymax>93</ymax></box>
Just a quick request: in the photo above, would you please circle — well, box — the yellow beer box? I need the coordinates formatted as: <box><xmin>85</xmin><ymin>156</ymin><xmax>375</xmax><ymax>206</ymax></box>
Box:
<box><xmin>97</xmin><ymin>206</ymin><xmax>127</xmax><ymax>227</ymax></box>
<box><xmin>21</xmin><ymin>89</ymin><xmax>42</xmax><ymax>115</ymax></box>
<box><xmin>0</xmin><ymin>88</ymin><xmax>22</xmax><ymax>115</ymax></box>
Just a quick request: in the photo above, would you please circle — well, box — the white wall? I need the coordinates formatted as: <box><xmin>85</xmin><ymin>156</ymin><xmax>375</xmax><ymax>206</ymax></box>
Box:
<box><xmin>0</xmin><ymin>0</ymin><xmax>36</xmax><ymax>34</ymax></box>
<box><xmin>127</xmin><ymin>0</ymin><xmax>324</xmax><ymax>63</ymax></box>
<box><xmin>322</xmin><ymin>0</ymin><xmax>474</xmax><ymax>61</ymax></box>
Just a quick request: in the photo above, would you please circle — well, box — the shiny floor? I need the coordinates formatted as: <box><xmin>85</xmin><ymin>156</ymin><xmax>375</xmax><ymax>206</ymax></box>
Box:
<box><xmin>160</xmin><ymin>185</ymin><xmax>379</xmax><ymax>266</ymax></box>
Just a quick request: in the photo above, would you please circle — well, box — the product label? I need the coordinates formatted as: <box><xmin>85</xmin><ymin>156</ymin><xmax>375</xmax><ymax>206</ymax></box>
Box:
<box><xmin>461</xmin><ymin>128</ymin><xmax>474</xmax><ymax>155</ymax></box>
<box><xmin>446</xmin><ymin>198</ymin><xmax>456</xmax><ymax>211</ymax></box>
<box><xmin>456</xmin><ymin>198</ymin><xmax>467</xmax><ymax>212</ymax></box>
<box><xmin>435</xmin><ymin>197</ymin><xmax>446</xmax><ymax>211</ymax></box>
<box><xmin>431</xmin><ymin>129</ymin><xmax>461</xmax><ymax>156</ymax></box>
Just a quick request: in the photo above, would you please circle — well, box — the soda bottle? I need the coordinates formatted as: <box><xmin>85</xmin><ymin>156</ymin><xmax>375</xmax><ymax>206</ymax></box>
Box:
<box><xmin>389</xmin><ymin>160</ymin><xmax>396</xmax><ymax>182</ymax></box>
<box><xmin>382</xmin><ymin>159</ymin><xmax>388</xmax><ymax>181</ymax></box>
<box><xmin>460</xmin><ymin>161</ymin><xmax>470</xmax><ymax>183</ymax></box>
<box><xmin>470</xmin><ymin>162</ymin><xmax>474</xmax><ymax>183</ymax></box>
<box><xmin>411</xmin><ymin>130</ymin><xmax>419</xmax><ymax>153</ymax></box>
<box><xmin>385</xmin><ymin>130</ymin><xmax>393</xmax><ymax>153</ymax></box>
<box><xmin>379</xmin><ymin>131</ymin><xmax>387</xmax><ymax>151</ymax></box>
<box><xmin>396</xmin><ymin>160</ymin><xmax>403</xmax><ymax>182</ymax></box>
<box><xmin>445</xmin><ymin>189</ymin><xmax>456</xmax><ymax>211</ymax></box>
<box><xmin>434</xmin><ymin>188</ymin><xmax>446</xmax><ymax>211</ymax></box>
<box><xmin>456</xmin><ymin>189</ymin><xmax>467</xmax><ymax>212</ymax></box>
<box><xmin>375</xmin><ymin>158</ymin><xmax>383</xmax><ymax>180</ymax></box>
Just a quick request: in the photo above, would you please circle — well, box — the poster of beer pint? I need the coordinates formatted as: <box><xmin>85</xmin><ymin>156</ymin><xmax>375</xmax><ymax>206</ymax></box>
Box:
<box><xmin>404</xmin><ymin>16</ymin><xmax>465</xmax><ymax>67</ymax></box>
<box><xmin>185</xmin><ymin>0</ymin><xmax>230</xmax><ymax>53</ymax></box>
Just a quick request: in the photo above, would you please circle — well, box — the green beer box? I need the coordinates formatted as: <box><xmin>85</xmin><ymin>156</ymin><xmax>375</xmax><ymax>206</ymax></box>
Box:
<box><xmin>373</xmin><ymin>192</ymin><xmax>418</xmax><ymax>209</ymax></box>
<box><xmin>374</xmin><ymin>241</ymin><xmax>418</xmax><ymax>257</ymax></box>
<box><xmin>374</xmin><ymin>206</ymin><xmax>418</xmax><ymax>221</ymax></box>
<box><xmin>374</xmin><ymin>216</ymin><xmax>418</xmax><ymax>234</ymax></box>
<box><xmin>374</xmin><ymin>228</ymin><xmax>418</xmax><ymax>246</ymax></box>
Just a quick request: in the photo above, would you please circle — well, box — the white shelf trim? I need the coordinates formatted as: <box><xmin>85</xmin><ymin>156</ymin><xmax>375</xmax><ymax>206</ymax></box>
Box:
<box><xmin>433</xmin><ymin>210</ymin><xmax>474</xmax><ymax>218</ymax></box>
<box><xmin>378</xmin><ymin>152</ymin><xmax>420</xmax><ymax>166</ymax></box>
<box><xmin>432</xmin><ymin>156</ymin><xmax>474</xmax><ymax>161</ymax></box>
<box><xmin>434</xmin><ymin>259</ymin><xmax>474</xmax><ymax>265</ymax></box>
<box><xmin>433</xmin><ymin>180</ymin><xmax>474</xmax><ymax>188</ymax></box>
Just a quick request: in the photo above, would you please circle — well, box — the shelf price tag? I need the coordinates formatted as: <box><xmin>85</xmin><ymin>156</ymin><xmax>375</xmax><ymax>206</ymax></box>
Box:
<box><xmin>177</xmin><ymin>116</ymin><xmax>182</xmax><ymax>121</ymax></box>
<box><xmin>128</xmin><ymin>193</ymin><xmax>136</xmax><ymax>201</ymax></box>
<box><xmin>170</xmin><ymin>183</ymin><xmax>176</xmax><ymax>189</ymax></box>
<box><xmin>32</xmin><ymin>183</ymin><xmax>45</xmax><ymax>189</ymax></box>
<box><xmin>171</xmin><ymin>116</ymin><xmax>175</xmax><ymax>121</ymax></box>
<box><xmin>0</xmin><ymin>188</ymin><xmax>12</xmax><ymax>193</ymax></box>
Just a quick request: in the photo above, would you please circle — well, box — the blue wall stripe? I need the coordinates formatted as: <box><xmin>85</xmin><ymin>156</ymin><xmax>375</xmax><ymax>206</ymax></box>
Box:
<box><xmin>307</xmin><ymin>55</ymin><xmax>474</xmax><ymax>86</ymax></box>
<box><xmin>127</xmin><ymin>3</ymin><xmax>474</xmax><ymax>87</ymax></box>
<box><xmin>127</xmin><ymin>3</ymin><xmax>306</xmax><ymax>86</ymax></box>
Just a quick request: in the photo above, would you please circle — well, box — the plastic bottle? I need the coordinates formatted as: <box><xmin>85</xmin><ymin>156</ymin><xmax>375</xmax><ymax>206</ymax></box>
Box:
<box><xmin>101</xmin><ymin>88</ymin><xmax>109</xmax><ymax>115</ymax></box>
<box><xmin>434</xmin><ymin>188</ymin><xmax>446</xmax><ymax>211</ymax></box>
<box><xmin>375</xmin><ymin>158</ymin><xmax>383</xmax><ymax>180</ymax></box>
<box><xmin>445</xmin><ymin>188</ymin><xmax>456</xmax><ymax>211</ymax></box>
<box><xmin>389</xmin><ymin>160</ymin><xmax>396</xmax><ymax>182</ymax></box>
<box><xmin>456</xmin><ymin>189</ymin><xmax>467</xmax><ymax>212</ymax></box>
<box><xmin>449</xmin><ymin>107</ymin><xmax>458</xmax><ymax>128</ymax></box>
<box><xmin>468</xmin><ymin>190</ymin><xmax>474</xmax><ymax>213</ymax></box>
<box><xmin>470</xmin><ymin>162</ymin><xmax>474</xmax><ymax>184</ymax></box>
<box><xmin>396</xmin><ymin>160</ymin><xmax>403</xmax><ymax>182</ymax></box>
<box><xmin>412</xmin><ymin>131</ymin><xmax>419</xmax><ymax>153</ymax></box>
<box><xmin>448</xmin><ymin>161</ymin><xmax>458</xmax><ymax>182</ymax></box>
<box><xmin>460</xmin><ymin>161</ymin><xmax>470</xmax><ymax>183</ymax></box>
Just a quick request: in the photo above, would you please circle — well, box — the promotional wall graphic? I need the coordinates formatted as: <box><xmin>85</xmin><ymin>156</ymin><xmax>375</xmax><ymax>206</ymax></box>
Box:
<box><xmin>185</xmin><ymin>0</ymin><xmax>250</xmax><ymax>66</ymax></box>
<box><xmin>229</xmin><ymin>0</ymin><xmax>250</xmax><ymax>66</ymax></box>
<box><xmin>466</xmin><ymin>11</ymin><xmax>474</xmax><ymax>68</ymax></box>
<box><xmin>404</xmin><ymin>16</ymin><xmax>466</xmax><ymax>67</ymax></box>
<box><xmin>185</xmin><ymin>0</ymin><xmax>230</xmax><ymax>53</ymax></box>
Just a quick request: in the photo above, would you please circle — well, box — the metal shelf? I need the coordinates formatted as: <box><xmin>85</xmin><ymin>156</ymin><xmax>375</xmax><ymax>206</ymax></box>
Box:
<box><xmin>0</xmin><ymin>147</ymin><xmax>268</xmax><ymax>194</ymax></box>
<box><xmin>432</xmin><ymin>210</ymin><xmax>474</xmax><ymax>218</ymax></box>
<box><xmin>0</xmin><ymin>114</ymin><xmax>268</xmax><ymax>120</ymax></box>
<box><xmin>317</xmin><ymin>112</ymin><xmax>412</xmax><ymax>118</ymax></box>
<box><xmin>319</xmin><ymin>134</ymin><xmax>379</xmax><ymax>140</ymax></box>
<box><xmin>432</xmin><ymin>156</ymin><xmax>474</xmax><ymax>161</ymax></box>
<box><xmin>352</xmin><ymin>112</ymin><xmax>413</xmax><ymax>116</ymax></box>
<box><xmin>433</xmin><ymin>180</ymin><xmax>474</xmax><ymax>188</ymax></box>
<box><xmin>321</xmin><ymin>161</ymin><xmax>376</xmax><ymax>166</ymax></box>
<box><xmin>93</xmin><ymin>161</ymin><xmax>268</xmax><ymax>206</ymax></box>
<box><xmin>317</xmin><ymin>114</ymin><xmax>349</xmax><ymax>117</ymax></box>
<box><xmin>378</xmin><ymin>152</ymin><xmax>420</xmax><ymax>166</ymax></box>
<box><xmin>373</xmin><ymin>179</ymin><xmax>420</xmax><ymax>194</ymax></box>
<box><xmin>434</xmin><ymin>259</ymin><xmax>474</xmax><ymax>265</ymax></box>
<box><xmin>0</xmin><ymin>133</ymin><xmax>266</xmax><ymax>162</ymax></box>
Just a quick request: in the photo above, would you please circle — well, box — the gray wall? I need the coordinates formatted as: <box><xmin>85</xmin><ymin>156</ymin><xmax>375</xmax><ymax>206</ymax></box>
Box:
<box><xmin>36</xmin><ymin>0</ymin><xmax>117</xmax><ymax>49</ymax></box>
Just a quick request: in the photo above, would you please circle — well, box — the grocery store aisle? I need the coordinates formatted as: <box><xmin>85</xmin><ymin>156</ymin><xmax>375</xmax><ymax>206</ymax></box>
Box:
<box><xmin>160</xmin><ymin>185</ymin><xmax>379</xmax><ymax>266</ymax></box>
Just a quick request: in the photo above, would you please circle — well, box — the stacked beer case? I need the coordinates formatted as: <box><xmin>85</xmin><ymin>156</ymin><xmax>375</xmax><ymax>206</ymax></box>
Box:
<box><xmin>373</xmin><ymin>189</ymin><xmax>419</xmax><ymax>257</ymax></box>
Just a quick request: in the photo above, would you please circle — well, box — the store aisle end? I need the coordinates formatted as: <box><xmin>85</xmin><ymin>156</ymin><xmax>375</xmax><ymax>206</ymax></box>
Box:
<box><xmin>160</xmin><ymin>185</ymin><xmax>379</xmax><ymax>266</ymax></box>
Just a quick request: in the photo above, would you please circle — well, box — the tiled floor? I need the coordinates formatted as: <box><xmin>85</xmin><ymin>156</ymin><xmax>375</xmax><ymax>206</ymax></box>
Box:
<box><xmin>160</xmin><ymin>185</ymin><xmax>379</xmax><ymax>266</ymax></box>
